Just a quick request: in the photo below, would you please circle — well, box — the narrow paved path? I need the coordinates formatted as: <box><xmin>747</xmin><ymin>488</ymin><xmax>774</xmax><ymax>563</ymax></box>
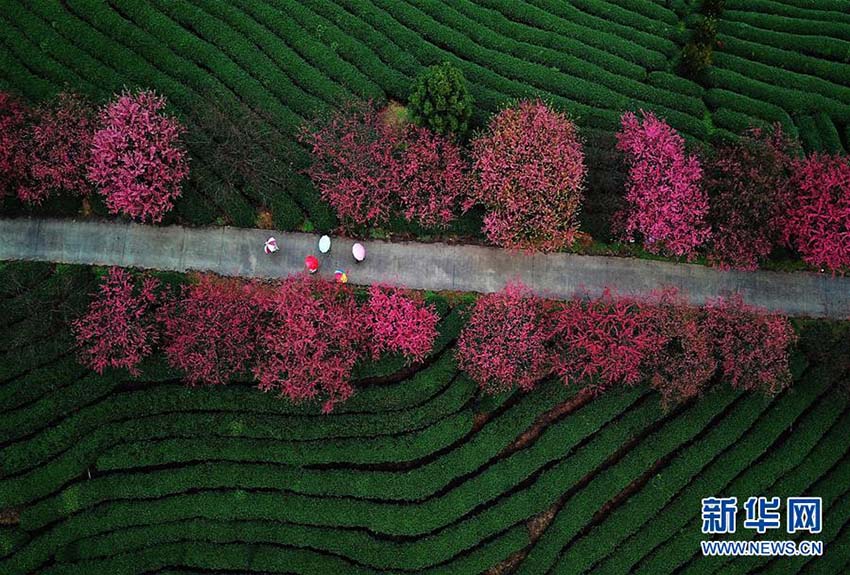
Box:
<box><xmin>2</xmin><ymin>217</ymin><xmax>849</xmax><ymax>318</ymax></box>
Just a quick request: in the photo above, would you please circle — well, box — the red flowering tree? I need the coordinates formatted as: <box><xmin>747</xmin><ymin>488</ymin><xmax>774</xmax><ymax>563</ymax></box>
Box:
<box><xmin>19</xmin><ymin>92</ymin><xmax>97</xmax><ymax>205</ymax></box>
<box><xmin>551</xmin><ymin>291</ymin><xmax>665</xmax><ymax>393</ymax></box>
<box><xmin>0</xmin><ymin>92</ymin><xmax>30</xmax><ymax>202</ymax></box>
<box><xmin>365</xmin><ymin>285</ymin><xmax>439</xmax><ymax>363</ymax></box>
<box><xmin>72</xmin><ymin>267</ymin><xmax>162</xmax><ymax>376</ymax></box>
<box><xmin>88</xmin><ymin>89</ymin><xmax>189</xmax><ymax>223</ymax></box>
<box><xmin>160</xmin><ymin>275</ymin><xmax>260</xmax><ymax>386</ymax></box>
<box><xmin>456</xmin><ymin>282</ymin><xmax>554</xmax><ymax>394</ymax></box>
<box><xmin>616</xmin><ymin>110</ymin><xmax>710</xmax><ymax>258</ymax></box>
<box><xmin>468</xmin><ymin>99</ymin><xmax>586</xmax><ymax>251</ymax></box>
<box><xmin>397</xmin><ymin>125</ymin><xmax>469</xmax><ymax>228</ymax></box>
<box><xmin>253</xmin><ymin>274</ymin><xmax>368</xmax><ymax>413</ymax></box>
<box><xmin>301</xmin><ymin>100</ymin><xmax>467</xmax><ymax>229</ymax></box>
<box><xmin>644</xmin><ymin>290</ymin><xmax>715</xmax><ymax>405</ymax></box>
<box><xmin>783</xmin><ymin>153</ymin><xmax>850</xmax><ymax>273</ymax></box>
<box><xmin>300</xmin><ymin>99</ymin><xmax>399</xmax><ymax>227</ymax></box>
<box><xmin>706</xmin><ymin>125</ymin><xmax>797</xmax><ymax>270</ymax></box>
<box><xmin>704</xmin><ymin>294</ymin><xmax>796</xmax><ymax>395</ymax></box>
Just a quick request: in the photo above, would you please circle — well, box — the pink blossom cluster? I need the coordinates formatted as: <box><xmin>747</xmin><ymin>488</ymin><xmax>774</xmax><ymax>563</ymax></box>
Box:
<box><xmin>72</xmin><ymin>267</ymin><xmax>162</xmax><ymax>376</ymax></box>
<box><xmin>301</xmin><ymin>100</ymin><xmax>467</xmax><ymax>229</ymax></box>
<box><xmin>455</xmin><ymin>282</ymin><xmax>555</xmax><ymax>394</ymax></box>
<box><xmin>21</xmin><ymin>92</ymin><xmax>96</xmax><ymax>204</ymax></box>
<box><xmin>88</xmin><ymin>90</ymin><xmax>189</xmax><ymax>223</ymax></box>
<box><xmin>784</xmin><ymin>153</ymin><xmax>850</xmax><ymax>273</ymax></box>
<box><xmin>0</xmin><ymin>92</ymin><xmax>29</xmax><ymax>202</ymax></box>
<box><xmin>160</xmin><ymin>275</ymin><xmax>260</xmax><ymax>386</ymax></box>
<box><xmin>456</xmin><ymin>282</ymin><xmax>796</xmax><ymax>403</ymax></box>
<box><xmin>468</xmin><ymin>99</ymin><xmax>586</xmax><ymax>251</ymax></box>
<box><xmin>73</xmin><ymin>271</ymin><xmax>439</xmax><ymax>413</ymax></box>
<box><xmin>551</xmin><ymin>291</ymin><xmax>665</xmax><ymax>393</ymax></box>
<box><xmin>706</xmin><ymin>126</ymin><xmax>796</xmax><ymax>270</ymax></box>
<box><xmin>616</xmin><ymin>110</ymin><xmax>710</xmax><ymax>258</ymax></box>
<box><xmin>364</xmin><ymin>285</ymin><xmax>439</xmax><ymax>364</ymax></box>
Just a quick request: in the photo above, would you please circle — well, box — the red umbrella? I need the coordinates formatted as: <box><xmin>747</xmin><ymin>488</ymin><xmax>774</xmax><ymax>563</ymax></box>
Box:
<box><xmin>305</xmin><ymin>255</ymin><xmax>319</xmax><ymax>273</ymax></box>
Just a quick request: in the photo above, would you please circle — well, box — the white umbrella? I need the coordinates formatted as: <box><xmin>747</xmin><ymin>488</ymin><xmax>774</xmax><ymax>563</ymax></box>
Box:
<box><xmin>319</xmin><ymin>235</ymin><xmax>331</xmax><ymax>254</ymax></box>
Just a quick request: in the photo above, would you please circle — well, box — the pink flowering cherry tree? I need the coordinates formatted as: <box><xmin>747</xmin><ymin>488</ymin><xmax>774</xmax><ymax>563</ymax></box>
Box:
<box><xmin>456</xmin><ymin>282</ymin><xmax>554</xmax><ymax>394</ymax></box>
<box><xmin>20</xmin><ymin>92</ymin><xmax>97</xmax><ymax>205</ymax></box>
<box><xmin>616</xmin><ymin>110</ymin><xmax>710</xmax><ymax>258</ymax></box>
<box><xmin>72</xmin><ymin>267</ymin><xmax>163</xmax><ymax>376</ymax></box>
<box><xmin>706</xmin><ymin>125</ymin><xmax>797</xmax><ymax>270</ymax></box>
<box><xmin>253</xmin><ymin>274</ymin><xmax>368</xmax><ymax>413</ymax></box>
<box><xmin>301</xmin><ymin>100</ymin><xmax>468</xmax><ymax>229</ymax></box>
<box><xmin>783</xmin><ymin>153</ymin><xmax>850</xmax><ymax>273</ymax></box>
<box><xmin>365</xmin><ymin>285</ymin><xmax>439</xmax><ymax>363</ymax></box>
<box><xmin>0</xmin><ymin>91</ymin><xmax>30</xmax><ymax>202</ymax></box>
<box><xmin>160</xmin><ymin>274</ymin><xmax>261</xmax><ymax>386</ymax></box>
<box><xmin>469</xmin><ymin>99</ymin><xmax>586</xmax><ymax>252</ymax></box>
<box><xmin>88</xmin><ymin>89</ymin><xmax>189</xmax><ymax>223</ymax></box>
<box><xmin>704</xmin><ymin>294</ymin><xmax>797</xmax><ymax>395</ymax></box>
<box><xmin>551</xmin><ymin>290</ymin><xmax>665</xmax><ymax>393</ymax></box>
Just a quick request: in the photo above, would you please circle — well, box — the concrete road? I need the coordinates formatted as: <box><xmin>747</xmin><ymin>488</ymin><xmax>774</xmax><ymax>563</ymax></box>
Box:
<box><xmin>2</xmin><ymin>217</ymin><xmax>849</xmax><ymax>318</ymax></box>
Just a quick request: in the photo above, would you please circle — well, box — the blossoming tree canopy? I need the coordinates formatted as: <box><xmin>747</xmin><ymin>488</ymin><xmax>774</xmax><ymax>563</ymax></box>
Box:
<box><xmin>160</xmin><ymin>275</ymin><xmax>261</xmax><ymax>386</ymax></box>
<box><xmin>72</xmin><ymin>267</ymin><xmax>162</xmax><ymax>376</ymax></box>
<box><xmin>88</xmin><ymin>89</ymin><xmax>189</xmax><ymax>223</ymax></box>
<box><xmin>456</xmin><ymin>282</ymin><xmax>554</xmax><ymax>394</ymax></box>
<box><xmin>551</xmin><ymin>290</ymin><xmax>665</xmax><ymax>393</ymax></box>
<box><xmin>252</xmin><ymin>274</ymin><xmax>368</xmax><ymax>414</ymax></box>
<box><xmin>705</xmin><ymin>125</ymin><xmax>797</xmax><ymax>270</ymax></box>
<box><xmin>616</xmin><ymin>110</ymin><xmax>710</xmax><ymax>258</ymax></box>
<box><xmin>469</xmin><ymin>99</ymin><xmax>586</xmax><ymax>252</ymax></box>
<box><xmin>300</xmin><ymin>99</ymin><xmax>468</xmax><ymax>229</ymax></box>
<box><xmin>0</xmin><ymin>91</ymin><xmax>29</xmax><ymax>202</ymax></box>
<box><xmin>21</xmin><ymin>92</ymin><xmax>97</xmax><ymax>205</ymax></box>
<box><xmin>365</xmin><ymin>285</ymin><xmax>439</xmax><ymax>364</ymax></box>
<box><xmin>704</xmin><ymin>294</ymin><xmax>797</xmax><ymax>395</ymax></box>
<box><xmin>784</xmin><ymin>153</ymin><xmax>850</xmax><ymax>273</ymax></box>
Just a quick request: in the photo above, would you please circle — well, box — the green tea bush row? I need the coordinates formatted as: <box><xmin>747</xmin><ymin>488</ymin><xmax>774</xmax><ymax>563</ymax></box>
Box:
<box><xmin>710</xmin><ymin>55</ymin><xmax>850</xmax><ymax>121</ymax></box>
<box><xmin>417</xmin><ymin>0</ymin><xmax>707</xmax><ymax>120</ymax></box>
<box><xmin>674</xmin><ymin>389</ymin><xmax>848</xmax><ymax>575</ymax></box>
<box><xmin>94</xmin><ymin>410</ymin><xmax>471</xmax><ymax>472</ymax></box>
<box><xmin>725</xmin><ymin>8</ymin><xmax>850</xmax><ymax>41</ymax></box>
<box><xmin>12</xmin><ymin>394</ymin><xmax>655</xmax><ymax>571</ymax></box>
<box><xmin>619</xmin><ymin>368</ymin><xmax>836</xmax><ymax>574</ymax></box>
<box><xmin>57</xmin><ymin>519</ymin><xmax>530</xmax><ymax>574</ymax></box>
<box><xmin>0</xmin><ymin>368</ymin><xmax>472</xmax><ymax>481</ymax></box>
<box><xmin>595</xmin><ymin>366</ymin><xmax>839</xmax><ymax>574</ymax></box>
<box><xmin>226</xmin><ymin>0</ymin><xmax>385</xmax><ymax>100</ymax></box>
<box><xmin>23</xmin><ymin>381</ymin><xmax>592</xmax><ymax>528</ymax></box>
<box><xmin>518</xmin><ymin>386</ymin><xmax>744</xmax><ymax>574</ymax></box>
<box><xmin>529</xmin><ymin>0</ymin><xmax>676</xmax><ymax>60</ymax></box>
<box><xmin>453</xmin><ymin>0</ymin><xmax>646</xmax><ymax>81</ymax></box>
<box><xmin>704</xmin><ymin>88</ymin><xmax>795</xmax><ymax>128</ymax></box>
<box><xmin>148</xmin><ymin>0</ymin><xmax>342</xmax><ymax>114</ymax></box>
<box><xmin>566</xmin><ymin>379</ymin><xmax>843</xmax><ymax>574</ymax></box>
<box><xmin>718</xmin><ymin>29</ymin><xmax>850</xmax><ymax>91</ymax></box>
<box><xmin>42</xmin><ymin>541</ymin><xmax>380</xmax><ymax>575</ymax></box>
<box><xmin>570</xmin><ymin>0</ymin><xmax>679</xmax><ymax>30</ymax></box>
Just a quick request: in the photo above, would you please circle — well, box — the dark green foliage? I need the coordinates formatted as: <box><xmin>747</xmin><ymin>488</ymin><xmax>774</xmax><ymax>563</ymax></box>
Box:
<box><xmin>681</xmin><ymin>16</ymin><xmax>719</xmax><ymax>78</ymax></box>
<box><xmin>701</xmin><ymin>0</ymin><xmax>725</xmax><ymax>17</ymax></box>
<box><xmin>407</xmin><ymin>61</ymin><xmax>473</xmax><ymax>139</ymax></box>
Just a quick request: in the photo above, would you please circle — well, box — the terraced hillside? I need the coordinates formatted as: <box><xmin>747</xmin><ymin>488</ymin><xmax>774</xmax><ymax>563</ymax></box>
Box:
<box><xmin>1</xmin><ymin>261</ymin><xmax>850</xmax><ymax>574</ymax></box>
<box><xmin>1</xmin><ymin>0</ymin><xmax>849</xmax><ymax>235</ymax></box>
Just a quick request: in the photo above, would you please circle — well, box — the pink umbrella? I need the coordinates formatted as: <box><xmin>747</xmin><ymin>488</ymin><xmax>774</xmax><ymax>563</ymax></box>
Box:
<box><xmin>352</xmin><ymin>242</ymin><xmax>366</xmax><ymax>263</ymax></box>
